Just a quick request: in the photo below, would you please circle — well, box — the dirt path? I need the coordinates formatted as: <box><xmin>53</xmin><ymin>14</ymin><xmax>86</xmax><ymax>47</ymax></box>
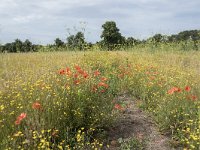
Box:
<box><xmin>104</xmin><ymin>95</ymin><xmax>176</xmax><ymax>150</ymax></box>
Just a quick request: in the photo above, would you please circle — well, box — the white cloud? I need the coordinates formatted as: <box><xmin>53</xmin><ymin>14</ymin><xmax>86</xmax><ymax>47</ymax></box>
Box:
<box><xmin>13</xmin><ymin>14</ymin><xmax>43</xmax><ymax>23</ymax></box>
<box><xmin>0</xmin><ymin>0</ymin><xmax>200</xmax><ymax>44</ymax></box>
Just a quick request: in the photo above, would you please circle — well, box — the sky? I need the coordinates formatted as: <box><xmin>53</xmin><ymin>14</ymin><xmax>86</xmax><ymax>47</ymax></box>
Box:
<box><xmin>0</xmin><ymin>0</ymin><xmax>200</xmax><ymax>44</ymax></box>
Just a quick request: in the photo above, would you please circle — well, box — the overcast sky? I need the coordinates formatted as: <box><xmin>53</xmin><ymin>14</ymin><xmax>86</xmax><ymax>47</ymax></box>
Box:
<box><xmin>0</xmin><ymin>0</ymin><xmax>200</xmax><ymax>44</ymax></box>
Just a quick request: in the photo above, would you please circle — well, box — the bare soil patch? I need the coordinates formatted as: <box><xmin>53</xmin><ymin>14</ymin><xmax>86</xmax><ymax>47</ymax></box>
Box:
<box><xmin>104</xmin><ymin>95</ymin><xmax>177</xmax><ymax>150</ymax></box>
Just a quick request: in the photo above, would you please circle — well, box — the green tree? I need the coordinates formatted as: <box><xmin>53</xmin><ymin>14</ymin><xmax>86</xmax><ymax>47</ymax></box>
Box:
<box><xmin>126</xmin><ymin>37</ymin><xmax>140</xmax><ymax>47</ymax></box>
<box><xmin>177</xmin><ymin>30</ymin><xmax>200</xmax><ymax>41</ymax></box>
<box><xmin>100</xmin><ymin>21</ymin><xmax>124</xmax><ymax>50</ymax></box>
<box><xmin>14</xmin><ymin>39</ymin><xmax>23</xmax><ymax>52</ymax></box>
<box><xmin>2</xmin><ymin>39</ymin><xmax>37</xmax><ymax>53</ymax></box>
<box><xmin>67</xmin><ymin>32</ymin><xmax>85</xmax><ymax>50</ymax></box>
<box><xmin>168</xmin><ymin>35</ymin><xmax>177</xmax><ymax>42</ymax></box>
<box><xmin>23</xmin><ymin>39</ymin><xmax>33</xmax><ymax>52</ymax></box>
<box><xmin>0</xmin><ymin>44</ymin><xmax>3</xmax><ymax>53</ymax></box>
<box><xmin>55</xmin><ymin>38</ymin><xmax>64</xmax><ymax>47</ymax></box>
<box><xmin>67</xmin><ymin>35</ymin><xmax>75</xmax><ymax>49</ymax></box>
<box><xmin>74</xmin><ymin>32</ymin><xmax>85</xmax><ymax>50</ymax></box>
<box><xmin>7</xmin><ymin>43</ymin><xmax>16</xmax><ymax>52</ymax></box>
<box><xmin>152</xmin><ymin>34</ymin><xmax>164</xmax><ymax>43</ymax></box>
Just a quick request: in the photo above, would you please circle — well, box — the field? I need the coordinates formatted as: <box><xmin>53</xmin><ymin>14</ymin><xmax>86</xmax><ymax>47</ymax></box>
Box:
<box><xmin>0</xmin><ymin>50</ymin><xmax>200</xmax><ymax>149</ymax></box>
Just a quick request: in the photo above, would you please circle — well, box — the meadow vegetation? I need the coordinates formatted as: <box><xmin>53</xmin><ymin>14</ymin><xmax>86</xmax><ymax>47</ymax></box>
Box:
<box><xmin>0</xmin><ymin>21</ymin><xmax>200</xmax><ymax>149</ymax></box>
<box><xmin>0</xmin><ymin>49</ymin><xmax>200</xmax><ymax>149</ymax></box>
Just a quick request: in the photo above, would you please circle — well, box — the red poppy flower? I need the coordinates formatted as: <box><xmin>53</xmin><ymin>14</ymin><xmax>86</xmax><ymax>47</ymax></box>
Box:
<box><xmin>185</xmin><ymin>86</ymin><xmax>191</xmax><ymax>92</ymax></box>
<box><xmin>15</xmin><ymin>120</ymin><xmax>21</xmax><ymax>125</ymax></box>
<box><xmin>32</xmin><ymin>102</ymin><xmax>42</xmax><ymax>110</ymax></box>
<box><xmin>59</xmin><ymin>69</ymin><xmax>65</xmax><ymax>75</ymax></box>
<box><xmin>66</xmin><ymin>67</ymin><xmax>70</xmax><ymax>72</ymax></box>
<box><xmin>15</xmin><ymin>113</ymin><xmax>27</xmax><ymax>125</ymax></box>
<box><xmin>101</xmin><ymin>77</ymin><xmax>108</xmax><ymax>81</ymax></box>
<box><xmin>98</xmin><ymin>82</ymin><xmax>109</xmax><ymax>88</ymax></box>
<box><xmin>167</xmin><ymin>87</ymin><xmax>181</xmax><ymax>94</ymax></box>
<box><xmin>74</xmin><ymin>65</ymin><xmax>84</xmax><ymax>74</ymax></box>
<box><xmin>94</xmin><ymin>70</ymin><xmax>100</xmax><ymax>76</ymax></box>
<box><xmin>92</xmin><ymin>85</ymin><xmax>98</xmax><ymax>92</ymax></box>
<box><xmin>74</xmin><ymin>73</ymin><xmax>79</xmax><ymax>78</ymax></box>
<box><xmin>168</xmin><ymin>89</ymin><xmax>174</xmax><ymax>94</ymax></box>
<box><xmin>176</xmin><ymin>88</ymin><xmax>182</xmax><ymax>92</ymax></box>
<box><xmin>114</xmin><ymin>104</ymin><xmax>123</xmax><ymax>110</ymax></box>
<box><xmin>66</xmin><ymin>67</ymin><xmax>72</xmax><ymax>76</ymax></box>
<box><xmin>18</xmin><ymin>113</ymin><xmax>26</xmax><ymax>120</ymax></box>
<box><xmin>187</xmin><ymin>95</ymin><xmax>197</xmax><ymax>101</ymax></box>
<box><xmin>77</xmin><ymin>69</ymin><xmax>84</xmax><ymax>74</ymax></box>
<box><xmin>75</xmin><ymin>65</ymin><xmax>81</xmax><ymax>71</ymax></box>
<box><xmin>74</xmin><ymin>80</ymin><xmax>80</xmax><ymax>85</ymax></box>
<box><xmin>83</xmin><ymin>71</ymin><xmax>89</xmax><ymax>78</ymax></box>
<box><xmin>191</xmin><ymin>95</ymin><xmax>197</xmax><ymax>101</ymax></box>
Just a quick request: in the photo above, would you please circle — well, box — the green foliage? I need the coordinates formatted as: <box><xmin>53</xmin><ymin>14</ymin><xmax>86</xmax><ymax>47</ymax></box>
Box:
<box><xmin>152</xmin><ymin>34</ymin><xmax>164</xmax><ymax>43</ymax></box>
<box><xmin>14</xmin><ymin>39</ymin><xmax>23</xmax><ymax>52</ymax></box>
<box><xmin>54</xmin><ymin>38</ymin><xmax>65</xmax><ymax>48</ymax></box>
<box><xmin>125</xmin><ymin>37</ymin><xmax>141</xmax><ymax>48</ymax></box>
<box><xmin>0</xmin><ymin>44</ymin><xmax>3</xmax><ymax>52</ymax></box>
<box><xmin>177</xmin><ymin>30</ymin><xmax>200</xmax><ymax>41</ymax></box>
<box><xmin>119</xmin><ymin>138</ymin><xmax>144</xmax><ymax>150</ymax></box>
<box><xmin>23</xmin><ymin>39</ymin><xmax>33</xmax><ymax>52</ymax></box>
<box><xmin>100</xmin><ymin>21</ymin><xmax>125</xmax><ymax>50</ymax></box>
<box><xmin>1</xmin><ymin>21</ymin><xmax>200</xmax><ymax>53</ymax></box>
<box><xmin>67</xmin><ymin>32</ymin><xmax>86</xmax><ymax>50</ymax></box>
<box><xmin>1</xmin><ymin>39</ymin><xmax>37</xmax><ymax>53</ymax></box>
<box><xmin>0</xmin><ymin>51</ymin><xmax>200</xmax><ymax>149</ymax></box>
<box><xmin>0</xmin><ymin>59</ymin><xmax>123</xmax><ymax>149</ymax></box>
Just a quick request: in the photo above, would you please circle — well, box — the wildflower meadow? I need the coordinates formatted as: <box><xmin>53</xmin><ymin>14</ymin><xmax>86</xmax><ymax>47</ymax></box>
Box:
<box><xmin>0</xmin><ymin>51</ymin><xmax>199</xmax><ymax>149</ymax></box>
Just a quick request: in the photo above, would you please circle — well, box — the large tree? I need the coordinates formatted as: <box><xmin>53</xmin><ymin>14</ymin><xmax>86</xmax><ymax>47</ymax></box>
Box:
<box><xmin>100</xmin><ymin>21</ymin><xmax>124</xmax><ymax>50</ymax></box>
<box><xmin>14</xmin><ymin>39</ymin><xmax>23</xmax><ymax>52</ymax></box>
<box><xmin>55</xmin><ymin>38</ymin><xmax>64</xmax><ymax>47</ymax></box>
<box><xmin>23</xmin><ymin>39</ymin><xmax>33</xmax><ymax>52</ymax></box>
<box><xmin>67</xmin><ymin>32</ymin><xmax>85</xmax><ymax>50</ymax></box>
<box><xmin>152</xmin><ymin>34</ymin><xmax>164</xmax><ymax>43</ymax></box>
<box><xmin>126</xmin><ymin>37</ymin><xmax>140</xmax><ymax>46</ymax></box>
<box><xmin>2</xmin><ymin>39</ymin><xmax>37</xmax><ymax>53</ymax></box>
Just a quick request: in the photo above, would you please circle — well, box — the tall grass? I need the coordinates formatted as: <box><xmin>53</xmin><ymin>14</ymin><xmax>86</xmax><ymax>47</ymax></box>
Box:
<box><xmin>0</xmin><ymin>50</ymin><xmax>199</xmax><ymax>149</ymax></box>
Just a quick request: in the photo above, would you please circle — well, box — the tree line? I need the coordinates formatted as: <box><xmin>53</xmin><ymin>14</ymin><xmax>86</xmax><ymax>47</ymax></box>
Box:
<box><xmin>0</xmin><ymin>39</ymin><xmax>38</xmax><ymax>53</ymax></box>
<box><xmin>1</xmin><ymin>21</ymin><xmax>200</xmax><ymax>52</ymax></box>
